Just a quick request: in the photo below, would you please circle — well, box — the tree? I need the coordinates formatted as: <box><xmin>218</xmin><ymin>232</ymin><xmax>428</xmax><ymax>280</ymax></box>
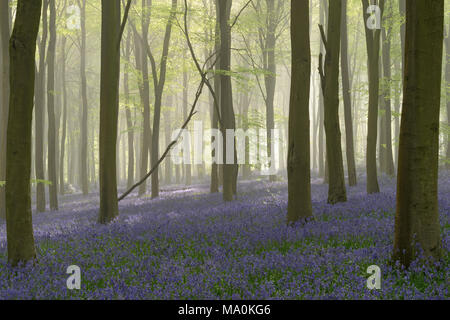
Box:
<box><xmin>318</xmin><ymin>0</ymin><xmax>347</xmax><ymax>204</ymax></box>
<box><xmin>6</xmin><ymin>0</ymin><xmax>42</xmax><ymax>266</ymax></box>
<box><xmin>123</xmin><ymin>28</ymin><xmax>135</xmax><ymax>189</ymax></box>
<box><xmin>379</xmin><ymin>0</ymin><xmax>395</xmax><ymax>176</ymax></box>
<box><xmin>393</xmin><ymin>0</ymin><xmax>444</xmax><ymax>267</ymax></box>
<box><xmin>78</xmin><ymin>0</ymin><xmax>89</xmax><ymax>195</ymax></box>
<box><xmin>287</xmin><ymin>0</ymin><xmax>312</xmax><ymax>224</ymax></box>
<box><xmin>0</xmin><ymin>0</ymin><xmax>10</xmax><ymax>220</ymax></box>
<box><xmin>35</xmin><ymin>0</ymin><xmax>49</xmax><ymax>212</ymax></box>
<box><xmin>362</xmin><ymin>0</ymin><xmax>384</xmax><ymax>194</ymax></box>
<box><xmin>47</xmin><ymin>0</ymin><xmax>58</xmax><ymax>210</ymax></box>
<box><xmin>148</xmin><ymin>0</ymin><xmax>178</xmax><ymax>198</ymax></box>
<box><xmin>340</xmin><ymin>0</ymin><xmax>357</xmax><ymax>186</ymax></box>
<box><xmin>98</xmin><ymin>0</ymin><xmax>121</xmax><ymax>224</ymax></box>
<box><xmin>445</xmin><ymin>15</ymin><xmax>450</xmax><ymax>169</ymax></box>
<box><xmin>59</xmin><ymin>35</ymin><xmax>67</xmax><ymax>194</ymax></box>
<box><xmin>217</xmin><ymin>0</ymin><xmax>238</xmax><ymax>201</ymax></box>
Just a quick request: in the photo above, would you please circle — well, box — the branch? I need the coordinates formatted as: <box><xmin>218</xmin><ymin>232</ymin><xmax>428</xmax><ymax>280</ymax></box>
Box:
<box><xmin>318</xmin><ymin>24</ymin><xmax>327</xmax><ymax>51</ymax></box>
<box><xmin>230</xmin><ymin>0</ymin><xmax>253</xmax><ymax>29</ymax></box>
<box><xmin>118</xmin><ymin>74</ymin><xmax>206</xmax><ymax>202</ymax></box>
<box><xmin>118</xmin><ymin>0</ymin><xmax>133</xmax><ymax>50</ymax></box>
<box><xmin>318</xmin><ymin>52</ymin><xmax>325</xmax><ymax>94</ymax></box>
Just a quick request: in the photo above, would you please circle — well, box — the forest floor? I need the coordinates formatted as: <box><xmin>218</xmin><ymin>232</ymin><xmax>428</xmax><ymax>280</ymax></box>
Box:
<box><xmin>0</xmin><ymin>173</ymin><xmax>448</xmax><ymax>299</ymax></box>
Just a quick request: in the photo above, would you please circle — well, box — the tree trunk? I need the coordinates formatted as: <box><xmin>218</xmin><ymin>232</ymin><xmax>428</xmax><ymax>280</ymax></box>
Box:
<box><xmin>150</xmin><ymin>0</ymin><xmax>177</xmax><ymax>199</ymax></box>
<box><xmin>380</xmin><ymin>21</ymin><xmax>395</xmax><ymax>176</ymax></box>
<box><xmin>287</xmin><ymin>0</ymin><xmax>312</xmax><ymax>224</ymax></box>
<box><xmin>0</xmin><ymin>0</ymin><xmax>10</xmax><ymax>219</ymax></box>
<box><xmin>139</xmin><ymin>0</ymin><xmax>152</xmax><ymax>197</ymax></box>
<box><xmin>319</xmin><ymin>0</ymin><xmax>347</xmax><ymax>204</ymax></box>
<box><xmin>393</xmin><ymin>0</ymin><xmax>443</xmax><ymax>267</ymax></box>
<box><xmin>6</xmin><ymin>0</ymin><xmax>42</xmax><ymax>266</ymax></box>
<box><xmin>362</xmin><ymin>0</ymin><xmax>384</xmax><ymax>194</ymax></box>
<box><xmin>445</xmin><ymin>18</ymin><xmax>450</xmax><ymax>169</ymax></box>
<box><xmin>35</xmin><ymin>0</ymin><xmax>49</xmax><ymax>212</ymax></box>
<box><xmin>340</xmin><ymin>0</ymin><xmax>357</xmax><ymax>186</ymax></box>
<box><xmin>183</xmin><ymin>60</ymin><xmax>191</xmax><ymax>186</ymax></box>
<box><xmin>47</xmin><ymin>0</ymin><xmax>58</xmax><ymax>210</ymax></box>
<box><xmin>218</xmin><ymin>0</ymin><xmax>237</xmax><ymax>201</ymax></box>
<box><xmin>79</xmin><ymin>0</ymin><xmax>89</xmax><ymax>195</ymax></box>
<box><xmin>98</xmin><ymin>0</ymin><xmax>121</xmax><ymax>224</ymax></box>
<box><xmin>124</xmin><ymin>29</ymin><xmax>134</xmax><ymax>189</ymax></box>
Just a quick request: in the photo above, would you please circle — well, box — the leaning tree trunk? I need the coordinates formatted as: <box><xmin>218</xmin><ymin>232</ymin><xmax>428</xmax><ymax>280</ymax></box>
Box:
<box><xmin>319</xmin><ymin>0</ymin><xmax>347</xmax><ymax>204</ymax></box>
<box><xmin>47</xmin><ymin>0</ymin><xmax>58</xmax><ymax>210</ymax></box>
<box><xmin>340</xmin><ymin>0</ymin><xmax>357</xmax><ymax>186</ymax></box>
<box><xmin>0</xmin><ymin>0</ymin><xmax>10</xmax><ymax>220</ymax></box>
<box><xmin>287</xmin><ymin>0</ymin><xmax>312</xmax><ymax>224</ymax></box>
<box><xmin>393</xmin><ymin>0</ymin><xmax>444</xmax><ymax>268</ymax></box>
<box><xmin>362</xmin><ymin>0</ymin><xmax>384</xmax><ymax>194</ymax></box>
<box><xmin>6</xmin><ymin>0</ymin><xmax>42</xmax><ymax>266</ymax></box>
<box><xmin>98</xmin><ymin>0</ymin><xmax>121</xmax><ymax>224</ymax></box>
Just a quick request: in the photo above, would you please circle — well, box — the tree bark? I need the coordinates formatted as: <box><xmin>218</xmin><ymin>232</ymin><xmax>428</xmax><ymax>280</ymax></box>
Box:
<box><xmin>6</xmin><ymin>0</ymin><xmax>42</xmax><ymax>266</ymax></box>
<box><xmin>0</xmin><ymin>0</ymin><xmax>10</xmax><ymax>219</ymax></box>
<box><xmin>319</xmin><ymin>0</ymin><xmax>347</xmax><ymax>204</ymax></box>
<box><xmin>340</xmin><ymin>0</ymin><xmax>357</xmax><ymax>186</ymax></box>
<box><xmin>47</xmin><ymin>0</ymin><xmax>58</xmax><ymax>210</ymax></box>
<box><xmin>98</xmin><ymin>0</ymin><xmax>121</xmax><ymax>224</ymax></box>
<box><xmin>287</xmin><ymin>0</ymin><xmax>312</xmax><ymax>224</ymax></box>
<box><xmin>79</xmin><ymin>0</ymin><xmax>89</xmax><ymax>195</ymax></box>
<box><xmin>218</xmin><ymin>0</ymin><xmax>237</xmax><ymax>201</ymax></box>
<box><xmin>124</xmin><ymin>28</ymin><xmax>134</xmax><ymax>189</ymax></box>
<box><xmin>362</xmin><ymin>0</ymin><xmax>384</xmax><ymax>194</ymax></box>
<box><xmin>35</xmin><ymin>0</ymin><xmax>49</xmax><ymax>212</ymax></box>
<box><xmin>393</xmin><ymin>0</ymin><xmax>443</xmax><ymax>267</ymax></box>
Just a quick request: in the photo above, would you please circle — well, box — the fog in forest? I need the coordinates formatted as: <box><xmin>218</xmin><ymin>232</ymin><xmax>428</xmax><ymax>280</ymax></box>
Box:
<box><xmin>0</xmin><ymin>0</ymin><xmax>448</xmax><ymax>301</ymax></box>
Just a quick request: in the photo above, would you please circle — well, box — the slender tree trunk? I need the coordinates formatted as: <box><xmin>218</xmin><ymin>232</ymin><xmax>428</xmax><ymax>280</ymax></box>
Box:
<box><xmin>183</xmin><ymin>59</ymin><xmax>191</xmax><ymax>186</ymax></box>
<box><xmin>150</xmin><ymin>0</ymin><xmax>177</xmax><ymax>199</ymax></box>
<box><xmin>98</xmin><ymin>0</ymin><xmax>121</xmax><ymax>224</ymax></box>
<box><xmin>319</xmin><ymin>0</ymin><xmax>347</xmax><ymax>204</ymax></box>
<box><xmin>79</xmin><ymin>0</ymin><xmax>89</xmax><ymax>195</ymax></box>
<box><xmin>47</xmin><ymin>0</ymin><xmax>58</xmax><ymax>210</ymax></box>
<box><xmin>317</xmin><ymin>0</ymin><xmax>325</xmax><ymax>179</ymax></box>
<box><xmin>164</xmin><ymin>96</ymin><xmax>172</xmax><ymax>185</ymax></box>
<box><xmin>340</xmin><ymin>0</ymin><xmax>357</xmax><ymax>186</ymax></box>
<box><xmin>35</xmin><ymin>0</ymin><xmax>49</xmax><ymax>212</ymax></box>
<box><xmin>381</xmin><ymin>21</ymin><xmax>395</xmax><ymax>176</ymax></box>
<box><xmin>6</xmin><ymin>0</ymin><xmax>42</xmax><ymax>266</ymax></box>
<box><xmin>287</xmin><ymin>0</ymin><xmax>312</xmax><ymax>224</ymax></box>
<box><xmin>124</xmin><ymin>29</ymin><xmax>134</xmax><ymax>189</ymax></box>
<box><xmin>445</xmin><ymin>18</ymin><xmax>450</xmax><ymax>169</ymax></box>
<box><xmin>393</xmin><ymin>0</ymin><xmax>443</xmax><ymax>267</ymax></box>
<box><xmin>362</xmin><ymin>0</ymin><xmax>384</xmax><ymax>194</ymax></box>
<box><xmin>0</xmin><ymin>0</ymin><xmax>10</xmax><ymax>219</ymax></box>
<box><xmin>139</xmin><ymin>0</ymin><xmax>152</xmax><ymax>196</ymax></box>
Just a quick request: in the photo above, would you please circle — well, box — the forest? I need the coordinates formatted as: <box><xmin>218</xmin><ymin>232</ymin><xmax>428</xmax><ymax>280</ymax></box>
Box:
<box><xmin>0</xmin><ymin>0</ymin><xmax>448</xmax><ymax>300</ymax></box>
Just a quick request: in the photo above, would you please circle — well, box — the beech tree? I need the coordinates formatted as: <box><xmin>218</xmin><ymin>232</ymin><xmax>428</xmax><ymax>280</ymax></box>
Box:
<box><xmin>393</xmin><ymin>0</ymin><xmax>444</xmax><ymax>267</ymax></box>
<box><xmin>287</xmin><ymin>0</ymin><xmax>312</xmax><ymax>224</ymax></box>
<box><xmin>0</xmin><ymin>0</ymin><xmax>10</xmax><ymax>220</ymax></box>
<box><xmin>6</xmin><ymin>0</ymin><xmax>42</xmax><ymax>266</ymax></box>
<box><xmin>98</xmin><ymin>0</ymin><xmax>121</xmax><ymax>224</ymax></box>
<box><xmin>362</xmin><ymin>0</ymin><xmax>384</xmax><ymax>194</ymax></box>
<box><xmin>318</xmin><ymin>0</ymin><xmax>347</xmax><ymax>204</ymax></box>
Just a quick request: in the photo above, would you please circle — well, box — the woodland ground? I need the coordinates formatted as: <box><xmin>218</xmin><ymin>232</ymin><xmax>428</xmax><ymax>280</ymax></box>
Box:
<box><xmin>0</xmin><ymin>173</ymin><xmax>448</xmax><ymax>299</ymax></box>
